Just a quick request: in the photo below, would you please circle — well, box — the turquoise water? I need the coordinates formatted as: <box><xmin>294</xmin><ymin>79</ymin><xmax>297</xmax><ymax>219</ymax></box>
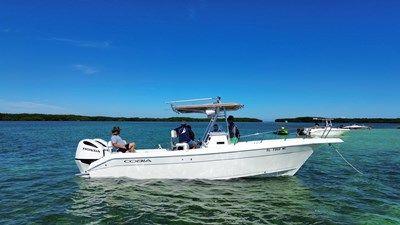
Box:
<box><xmin>0</xmin><ymin>121</ymin><xmax>399</xmax><ymax>224</ymax></box>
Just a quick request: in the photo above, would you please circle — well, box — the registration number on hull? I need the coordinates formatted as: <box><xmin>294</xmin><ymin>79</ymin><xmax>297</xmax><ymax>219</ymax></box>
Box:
<box><xmin>265</xmin><ymin>147</ymin><xmax>286</xmax><ymax>152</ymax></box>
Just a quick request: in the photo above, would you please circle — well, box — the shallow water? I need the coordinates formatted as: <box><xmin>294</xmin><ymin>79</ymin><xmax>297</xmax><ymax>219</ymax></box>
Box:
<box><xmin>0</xmin><ymin>121</ymin><xmax>399</xmax><ymax>224</ymax></box>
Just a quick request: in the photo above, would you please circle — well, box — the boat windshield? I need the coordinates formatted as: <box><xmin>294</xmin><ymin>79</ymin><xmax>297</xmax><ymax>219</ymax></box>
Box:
<box><xmin>313</xmin><ymin>118</ymin><xmax>333</xmax><ymax>127</ymax></box>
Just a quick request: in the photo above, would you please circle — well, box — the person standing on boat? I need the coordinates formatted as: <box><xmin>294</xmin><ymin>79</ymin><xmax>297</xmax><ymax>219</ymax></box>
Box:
<box><xmin>228</xmin><ymin>115</ymin><xmax>240</xmax><ymax>144</ymax></box>
<box><xmin>174</xmin><ymin>122</ymin><xmax>197</xmax><ymax>148</ymax></box>
<box><xmin>111</xmin><ymin>126</ymin><xmax>136</xmax><ymax>153</ymax></box>
<box><xmin>212</xmin><ymin>124</ymin><xmax>221</xmax><ymax>132</ymax></box>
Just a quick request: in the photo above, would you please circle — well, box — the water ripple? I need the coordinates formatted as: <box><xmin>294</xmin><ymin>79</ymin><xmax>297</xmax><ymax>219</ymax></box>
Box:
<box><xmin>0</xmin><ymin>122</ymin><xmax>399</xmax><ymax>224</ymax></box>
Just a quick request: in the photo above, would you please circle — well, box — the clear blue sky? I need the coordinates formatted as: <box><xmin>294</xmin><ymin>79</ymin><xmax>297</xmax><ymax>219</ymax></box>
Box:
<box><xmin>0</xmin><ymin>0</ymin><xmax>399</xmax><ymax>120</ymax></box>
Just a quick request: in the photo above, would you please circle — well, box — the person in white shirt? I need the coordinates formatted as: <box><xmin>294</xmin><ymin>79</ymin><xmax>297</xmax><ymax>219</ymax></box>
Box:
<box><xmin>110</xmin><ymin>126</ymin><xmax>136</xmax><ymax>153</ymax></box>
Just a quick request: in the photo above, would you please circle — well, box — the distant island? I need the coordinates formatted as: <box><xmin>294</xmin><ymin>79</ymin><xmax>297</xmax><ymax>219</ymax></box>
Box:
<box><xmin>275</xmin><ymin>117</ymin><xmax>400</xmax><ymax>123</ymax></box>
<box><xmin>0</xmin><ymin>113</ymin><xmax>262</xmax><ymax>122</ymax></box>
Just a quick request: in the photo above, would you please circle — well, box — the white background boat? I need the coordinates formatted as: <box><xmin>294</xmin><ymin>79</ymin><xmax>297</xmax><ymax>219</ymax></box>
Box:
<box><xmin>343</xmin><ymin>124</ymin><xmax>371</xmax><ymax>130</ymax></box>
<box><xmin>75</xmin><ymin>97</ymin><xmax>343</xmax><ymax>180</ymax></box>
<box><xmin>305</xmin><ymin>127</ymin><xmax>349</xmax><ymax>138</ymax></box>
<box><xmin>301</xmin><ymin>118</ymin><xmax>350</xmax><ymax>138</ymax></box>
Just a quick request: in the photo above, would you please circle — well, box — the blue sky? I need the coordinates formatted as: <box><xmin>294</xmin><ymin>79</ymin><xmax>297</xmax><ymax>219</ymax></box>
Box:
<box><xmin>0</xmin><ymin>0</ymin><xmax>399</xmax><ymax>120</ymax></box>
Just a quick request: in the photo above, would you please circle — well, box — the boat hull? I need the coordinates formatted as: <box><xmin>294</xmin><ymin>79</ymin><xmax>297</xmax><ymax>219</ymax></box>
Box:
<box><xmin>83</xmin><ymin>145</ymin><xmax>313</xmax><ymax>179</ymax></box>
<box><xmin>76</xmin><ymin>138</ymin><xmax>343</xmax><ymax>180</ymax></box>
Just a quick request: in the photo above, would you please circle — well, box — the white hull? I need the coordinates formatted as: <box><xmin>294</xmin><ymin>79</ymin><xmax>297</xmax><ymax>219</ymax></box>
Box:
<box><xmin>307</xmin><ymin>128</ymin><xmax>349</xmax><ymax>138</ymax></box>
<box><xmin>76</xmin><ymin>138</ymin><xmax>342</xmax><ymax>180</ymax></box>
<box><xmin>343</xmin><ymin>124</ymin><xmax>370</xmax><ymax>130</ymax></box>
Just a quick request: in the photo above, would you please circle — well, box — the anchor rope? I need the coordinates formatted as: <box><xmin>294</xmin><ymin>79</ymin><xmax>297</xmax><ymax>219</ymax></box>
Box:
<box><xmin>329</xmin><ymin>144</ymin><xmax>364</xmax><ymax>175</ymax></box>
<box><xmin>241</xmin><ymin>131</ymin><xmax>364</xmax><ymax>175</ymax></box>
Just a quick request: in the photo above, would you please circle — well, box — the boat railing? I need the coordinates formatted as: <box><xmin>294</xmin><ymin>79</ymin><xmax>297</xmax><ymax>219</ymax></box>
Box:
<box><xmin>321</xmin><ymin>126</ymin><xmax>332</xmax><ymax>138</ymax></box>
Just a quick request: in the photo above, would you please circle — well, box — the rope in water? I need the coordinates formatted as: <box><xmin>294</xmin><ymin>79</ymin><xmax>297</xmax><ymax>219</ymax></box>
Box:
<box><xmin>329</xmin><ymin>144</ymin><xmax>364</xmax><ymax>175</ymax></box>
<box><xmin>241</xmin><ymin>131</ymin><xmax>364</xmax><ymax>175</ymax></box>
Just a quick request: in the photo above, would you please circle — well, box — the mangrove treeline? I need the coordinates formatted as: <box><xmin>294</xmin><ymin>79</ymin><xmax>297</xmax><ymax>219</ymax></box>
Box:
<box><xmin>275</xmin><ymin>117</ymin><xmax>400</xmax><ymax>123</ymax></box>
<box><xmin>0</xmin><ymin>113</ymin><xmax>262</xmax><ymax>122</ymax></box>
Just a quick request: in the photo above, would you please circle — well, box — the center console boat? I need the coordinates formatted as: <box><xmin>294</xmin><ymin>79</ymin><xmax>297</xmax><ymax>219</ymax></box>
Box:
<box><xmin>75</xmin><ymin>97</ymin><xmax>343</xmax><ymax>179</ymax></box>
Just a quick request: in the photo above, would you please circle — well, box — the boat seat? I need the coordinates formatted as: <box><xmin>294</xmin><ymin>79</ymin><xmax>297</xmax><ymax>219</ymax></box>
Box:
<box><xmin>175</xmin><ymin>143</ymin><xmax>189</xmax><ymax>150</ymax></box>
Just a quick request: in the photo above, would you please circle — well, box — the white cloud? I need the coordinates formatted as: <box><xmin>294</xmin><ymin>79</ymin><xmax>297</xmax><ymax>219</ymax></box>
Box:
<box><xmin>0</xmin><ymin>100</ymin><xmax>67</xmax><ymax>114</ymax></box>
<box><xmin>45</xmin><ymin>37</ymin><xmax>111</xmax><ymax>48</ymax></box>
<box><xmin>72</xmin><ymin>64</ymin><xmax>98</xmax><ymax>75</ymax></box>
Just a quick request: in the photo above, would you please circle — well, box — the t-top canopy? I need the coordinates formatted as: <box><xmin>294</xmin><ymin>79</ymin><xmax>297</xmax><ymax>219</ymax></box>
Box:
<box><xmin>172</xmin><ymin>103</ymin><xmax>244</xmax><ymax>114</ymax></box>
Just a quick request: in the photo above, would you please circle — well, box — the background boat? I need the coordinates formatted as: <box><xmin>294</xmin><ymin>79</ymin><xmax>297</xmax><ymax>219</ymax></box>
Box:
<box><xmin>343</xmin><ymin>124</ymin><xmax>371</xmax><ymax>130</ymax></box>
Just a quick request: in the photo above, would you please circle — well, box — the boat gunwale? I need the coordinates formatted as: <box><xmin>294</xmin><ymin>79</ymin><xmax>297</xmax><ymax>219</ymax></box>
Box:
<box><xmin>95</xmin><ymin>137</ymin><xmax>341</xmax><ymax>161</ymax></box>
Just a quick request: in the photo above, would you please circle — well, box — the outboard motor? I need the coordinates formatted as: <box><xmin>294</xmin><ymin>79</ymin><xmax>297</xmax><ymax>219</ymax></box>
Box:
<box><xmin>75</xmin><ymin>139</ymin><xmax>110</xmax><ymax>174</ymax></box>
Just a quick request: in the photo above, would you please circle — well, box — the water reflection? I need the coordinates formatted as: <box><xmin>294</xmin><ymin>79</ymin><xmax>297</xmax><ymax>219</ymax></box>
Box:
<box><xmin>68</xmin><ymin>177</ymin><xmax>329</xmax><ymax>224</ymax></box>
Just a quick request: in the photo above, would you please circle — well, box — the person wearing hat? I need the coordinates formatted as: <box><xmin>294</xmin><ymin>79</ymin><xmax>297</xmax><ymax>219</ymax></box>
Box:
<box><xmin>174</xmin><ymin>121</ymin><xmax>197</xmax><ymax>149</ymax></box>
<box><xmin>111</xmin><ymin>126</ymin><xmax>136</xmax><ymax>153</ymax></box>
<box><xmin>227</xmin><ymin>115</ymin><xmax>240</xmax><ymax>144</ymax></box>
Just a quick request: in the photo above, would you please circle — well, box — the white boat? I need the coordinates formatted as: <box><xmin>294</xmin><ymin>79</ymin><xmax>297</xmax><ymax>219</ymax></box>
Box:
<box><xmin>304</xmin><ymin>127</ymin><xmax>349</xmax><ymax>138</ymax></box>
<box><xmin>298</xmin><ymin>118</ymin><xmax>350</xmax><ymax>138</ymax></box>
<box><xmin>343</xmin><ymin>124</ymin><xmax>371</xmax><ymax>130</ymax></box>
<box><xmin>75</xmin><ymin>97</ymin><xmax>343</xmax><ymax>180</ymax></box>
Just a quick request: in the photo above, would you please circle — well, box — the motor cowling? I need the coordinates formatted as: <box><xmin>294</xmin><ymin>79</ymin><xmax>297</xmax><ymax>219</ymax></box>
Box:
<box><xmin>75</xmin><ymin>139</ymin><xmax>109</xmax><ymax>173</ymax></box>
